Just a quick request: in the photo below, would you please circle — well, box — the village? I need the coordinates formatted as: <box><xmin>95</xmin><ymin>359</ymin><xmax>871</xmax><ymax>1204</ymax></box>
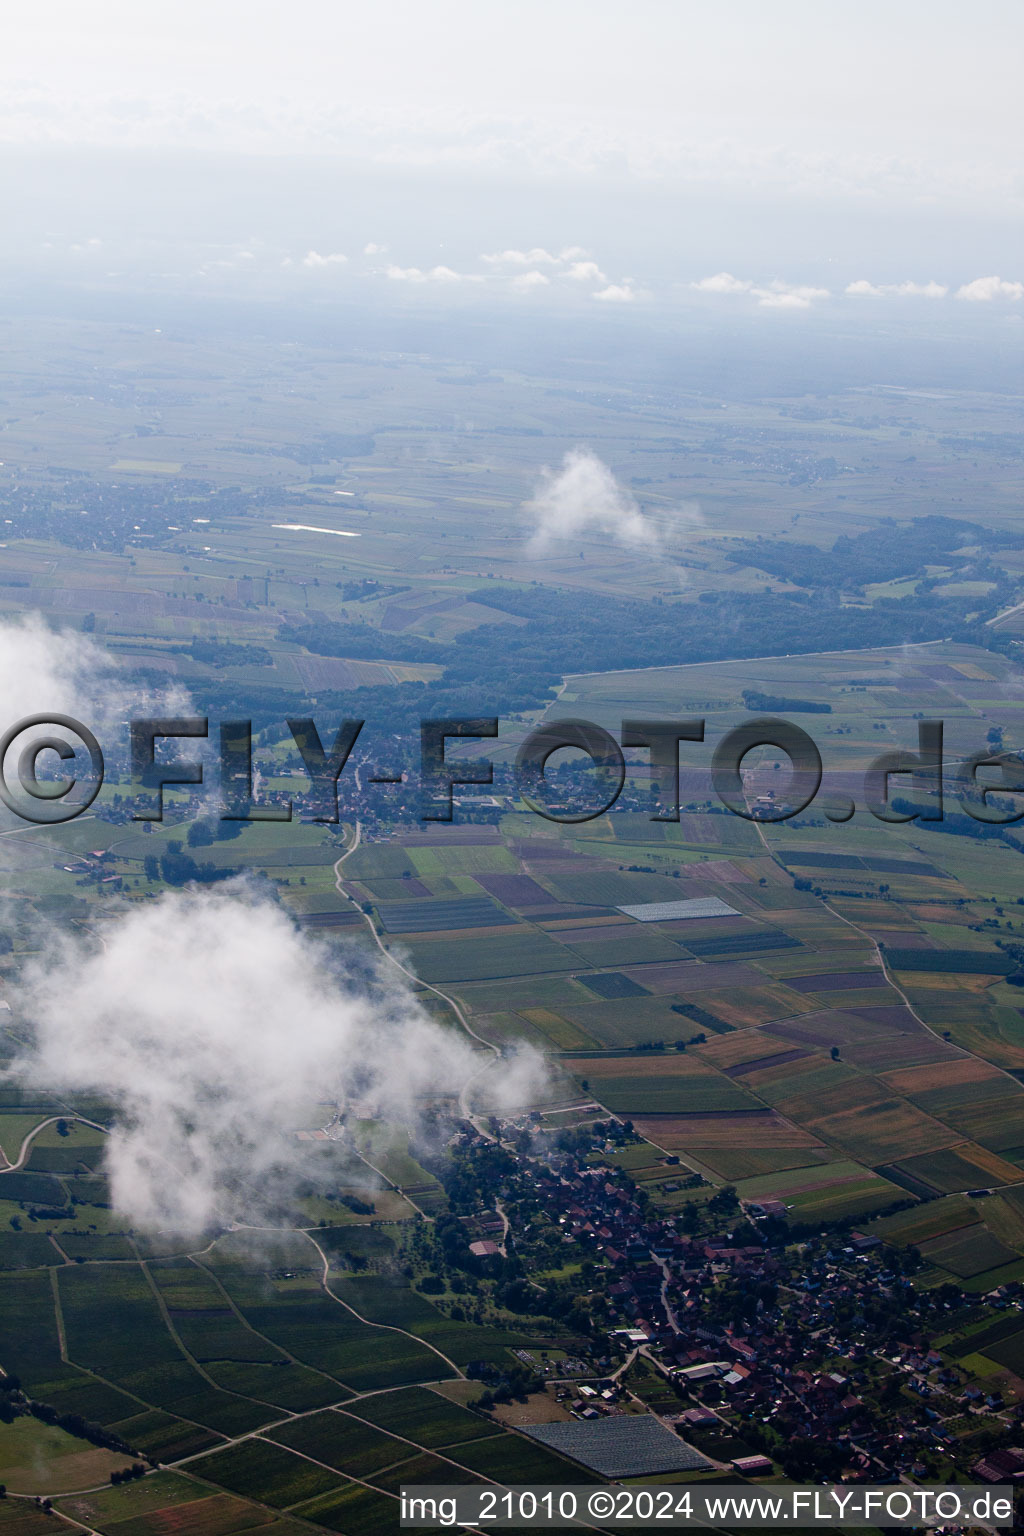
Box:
<box><xmin>445</xmin><ymin>1114</ymin><xmax>1024</xmax><ymax>1493</ymax></box>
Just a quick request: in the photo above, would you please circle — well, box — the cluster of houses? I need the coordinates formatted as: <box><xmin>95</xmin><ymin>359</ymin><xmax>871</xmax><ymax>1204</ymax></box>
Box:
<box><xmin>477</xmin><ymin>1119</ymin><xmax>1024</xmax><ymax>1483</ymax></box>
<box><xmin>55</xmin><ymin>848</ymin><xmax>123</xmax><ymax>888</ymax></box>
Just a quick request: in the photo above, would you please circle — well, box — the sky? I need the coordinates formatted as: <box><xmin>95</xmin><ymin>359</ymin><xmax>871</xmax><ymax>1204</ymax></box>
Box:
<box><xmin>2</xmin><ymin>0</ymin><xmax>1021</xmax><ymax>193</ymax></box>
<box><xmin>0</xmin><ymin>1</ymin><xmax>1021</xmax><ymax>311</ymax></box>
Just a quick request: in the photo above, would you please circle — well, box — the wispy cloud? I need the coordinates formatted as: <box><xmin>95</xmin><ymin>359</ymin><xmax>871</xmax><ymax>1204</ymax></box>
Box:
<box><xmin>384</xmin><ymin>263</ymin><xmax>478</xmax><ymax>284</ymax></box>
<box><xmin>691</xmin><ymin>272</ymin><xmax>829</xmax><ymax>309</ymax></box>
<box><xmin>481</xmin><ymin>247</ymin><xmax>642</xmax><ymax>300</ymax></box>
<box><xmin>481</xmin><ymin>246</ymin><xmax>584</xmax><ymax>267</ymax></box>
<box><xmin>846</xmin><ymin>278</ymin><xmax>947</xmax><ymax>297</ymax></box>
<box><xmin>756</xmin><ymin>286</ymin><xmax>829</xmax><ymax>309</ymax></box>
<box><xmin>523</xmin><ymin>448</ymin><xmax>697</xmax><ymax>557</ymax></box>
<box><xmin>510</xmin><ymin>270</ymin><xmax>550</xmax><ymax>291</ymax></box>
<box><xmin>301</xmin><ymin>249</ymin><xmax>347</xmax><ymax>267</ymax></box>
<box><xmin>0</xmin><ymin>612</ymin><xmax>187</xmax><ymax>736</ymax></box>
<box><xmin>0</xmin><ymin>612</ymin><xmax>189</xmax><ymax>821</ymax></box>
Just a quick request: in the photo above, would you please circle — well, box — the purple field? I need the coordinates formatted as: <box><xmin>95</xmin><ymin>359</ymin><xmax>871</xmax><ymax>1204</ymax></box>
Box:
<box><xmin>725</xmin><ymin>1048</ymin><xmax>813</xmax><ymax>1077</ymax></box>
<box><xmin>475</xmin><ymin>873</ymin><xmax>556</xmax><ymax>906</ymax></box>
<box><xmin>620</xmin><ymin>960</ymin><xmax>763</xmax><ymax>994</ymax></box>
<box><xmin>786</xmin><ymin>970</ymin><xmax>888</xmax><ymax>993</ymax></box>
<box><xmin>848</xmin><ymin>1005</ymin><xmax>928</xmax><ymax>1029</ymax></box>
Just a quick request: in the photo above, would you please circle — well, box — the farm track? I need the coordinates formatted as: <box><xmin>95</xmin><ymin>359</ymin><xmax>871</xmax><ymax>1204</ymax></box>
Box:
<box><xmin>562</xmin><ymin>637</ymin><xmax>949</xmax><ymax>682</ymax></box>
<box><xmin>3</xmin><ymin>1225</ymin><xmax>505</xmax><ymax>1520</ymax></box>
<box><xmin>331</xmin><ymin>819</ymin><xmax>724</xmax><ymax>1184</ymax></box>
<box><xmin>331</xmin><ymin>821</ymin><xmax>715</xmax><ymax>1172</ymax></box>
<box><xmin>303</xmin><ymin>1228</ymin><xmax>465</xmax><ymax>1379</ymax></box>
<box><xmin>186</xmin><ymin>1248</ymin><xmax>349</xmax><ymax>1402</ymax></box>
<box><xmin>332</xmin><ymin>822</ymin><xmax>503</xmax><ymax>1137</ymax></box>
<box><xmin>0</xmin><ymin>1114</ymin><xmax>108</xmax><ymax>1175</ymax></box>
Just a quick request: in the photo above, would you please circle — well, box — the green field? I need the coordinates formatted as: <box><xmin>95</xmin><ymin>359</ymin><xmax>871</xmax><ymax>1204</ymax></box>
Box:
<box><xmin>268</xmin><ymin>1410</ymin><xmax>417</xmax><ymax>1476</ymax></box>
<box><xmin>346</xmin><ymin>1386</ymin><xmax>500</xmax><ymax>1448</ymax></box>
<box><xmin>189</xmin><ymin>1438</ymin><xmax>347</xmax><ymax>1507</ymax></box>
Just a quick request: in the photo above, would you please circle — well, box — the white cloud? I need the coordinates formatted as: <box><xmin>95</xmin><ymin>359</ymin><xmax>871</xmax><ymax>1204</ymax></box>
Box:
<box><xmin>0</xmin><ymin>612</ymin><xmax>188</xmax><ymax>820</ymax></box>
<box><xmin>481</xmin><ymin>246</ymin><xmax>560</xmax><ymax>266</ymax></box>
<box><xmin>8</xmin><ymin>883</ymin><xmax>546</xmax><ymax>1232</ymax></box>
<box><xmin>846</xmin><ymin>278</ymin><xmax>947</xmax><ymax>297</ymax></box>
<box><xmin>197</xmin><ymin>248</ymin><xmax>264</xmax><ymax>276</ymax></box>
<box><xmin>525</xmin><ymin>448</ymin><xmax>672</xmax><ymax>555</ymax></box>
<box><xmin>565</xmin><ymin>260</ymin><xmax>606</xmax><ymax>283</ymax></box>
<box><xmin>0</xmin><ymin>612</ymin><xmax>116</xmax><ymax>726</ymax></box>
<box><xmin>593</xmin><ymin>281</ymin><xmax>637</xmax><ymax>303</ymax></box>
<box><xmin>691</xmin><ymin>272</ymin><xmax>829</xmax><ymax>308</ymax></box>
<box><xmin>510</xmin><ymin>269</ymin><xmax>550</xmax><ymax>291</ymax></box>
<box><xmin>0</xmin><ymin>612</ymin><xmax>187</xmax><ymax>737</ymax></box>
<box><xmin>385</xmin><ymin>263</ymin><xmax>472</xmax><ymax>283</ymax></box>
<box><xmin>754</xmin><ymin>288</ymin><xmax>819</xmax><ymax>309</ymax></box>
<box><xmin>692</xmin><ymin>272</ymin><xmax>755</xmax><ymax>294</ymax></box>
<box><xmin>363</xmin><ymin>241</ymin><xmax>388</xmax><ymax>254</ymax></box>
<box><xmin>757</xmin><ymin>280</ymin><xmax>829</xmax><ymax>308</ymax></box>
<box><xmin>956</xmin><ymin>275</ymin><xmax>1024</xmax><ymax>302</ymax></box>
<box><xmin>302</xmin><ymin>249</ymin><xmax>347</xmax><ymax>267</ymax></box>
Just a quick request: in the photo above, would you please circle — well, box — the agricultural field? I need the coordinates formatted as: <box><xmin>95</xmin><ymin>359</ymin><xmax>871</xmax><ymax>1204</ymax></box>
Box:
<box><xmin>54</xmin><ymin>1471</ymin><xmax>310</xmax><ymax>1536</ymax></box>
<box><xmin>274</xmin><ymin>680</ymin><xmax>1024</xmax><ymax>1292</ymax></box>
<box><xmin>0</xmin><ymin>1415</ymin><xmax>119</xmax><ymax>1494</ymax></box>
<box><xmin>0</xmin><ymin>1214</ymin><xmax>575</xmax><ymax>1527</ymax></box>
<box><xmin>344</xmin><ymin>1386</ymin><xmax>501</xmax><ymax>1448</ymax></box>
<box><xmin>7</xmin><ymin>658</ymin><xmax>1024</xmax><ymax>1296</ymax></box>
<box><xmin>189</xmin><ymin>1438</ymin><xmax>349</xmax><ymax>1507</ymax></box>
<box><xmin>3</xmin><ymin>303</ymin><xmax>1024</xmax><ymax>1512</ymax></box>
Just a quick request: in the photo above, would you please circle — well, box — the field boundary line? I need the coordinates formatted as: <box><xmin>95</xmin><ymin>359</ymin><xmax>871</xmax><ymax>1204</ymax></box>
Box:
<box><xmin>332</xmin><ymin>823</ymin><xmax>502</xmax><ymax>1136</ymax></box>
<box><xmin>303</xmin><ymin>1229</ymin><xmax>466</xmax><ymax>1380</ymax></box>
<box><xmin>136</xmin><ymin>1253</ymin><xmax>295</xmax><ymax>1418</ymax></box>
<box><xmin>186</xmin><ymin>1250</ymin><xmax>352</xmax><ymax>1404</ymax></box>
<box><xmin>752</xmin><ymin>819</ymin><xmax>1024</xmax><ymax>1188</ymax></box>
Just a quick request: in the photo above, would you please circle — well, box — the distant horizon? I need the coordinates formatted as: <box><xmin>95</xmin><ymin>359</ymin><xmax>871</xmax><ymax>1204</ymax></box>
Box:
<box><xmin>0</xmin><ymin>1</ymin><xmax>1021</xmax><ymax>318</ymax></box>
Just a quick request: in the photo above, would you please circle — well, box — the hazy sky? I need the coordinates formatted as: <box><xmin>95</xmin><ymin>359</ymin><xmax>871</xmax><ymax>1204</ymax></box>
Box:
<box><xmin>2</xmin><ymin>1</ymin><xmax>1020</xmax><ymax>197</ymax></box>
<box><xmin>1</xmin><ymin>2</ymin><xmax>1021</xmax><ymax>306</ymax></box>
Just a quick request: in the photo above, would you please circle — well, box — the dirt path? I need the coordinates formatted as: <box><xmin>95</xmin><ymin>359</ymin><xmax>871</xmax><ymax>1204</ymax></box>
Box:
<box><xmin>303</xmin><ymin>1228</ymin><xmax>465</xmax><ymax>1379</ymax></box>
<box><xmin>332</xmin><ymin>823</ymin><xmax>502</xmax><ymax>1136</ymax></box>
<box><xmin>0</xmin><ymin>1114</ymin><xmax>108</xmax><ymax>1175</ymax></box>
